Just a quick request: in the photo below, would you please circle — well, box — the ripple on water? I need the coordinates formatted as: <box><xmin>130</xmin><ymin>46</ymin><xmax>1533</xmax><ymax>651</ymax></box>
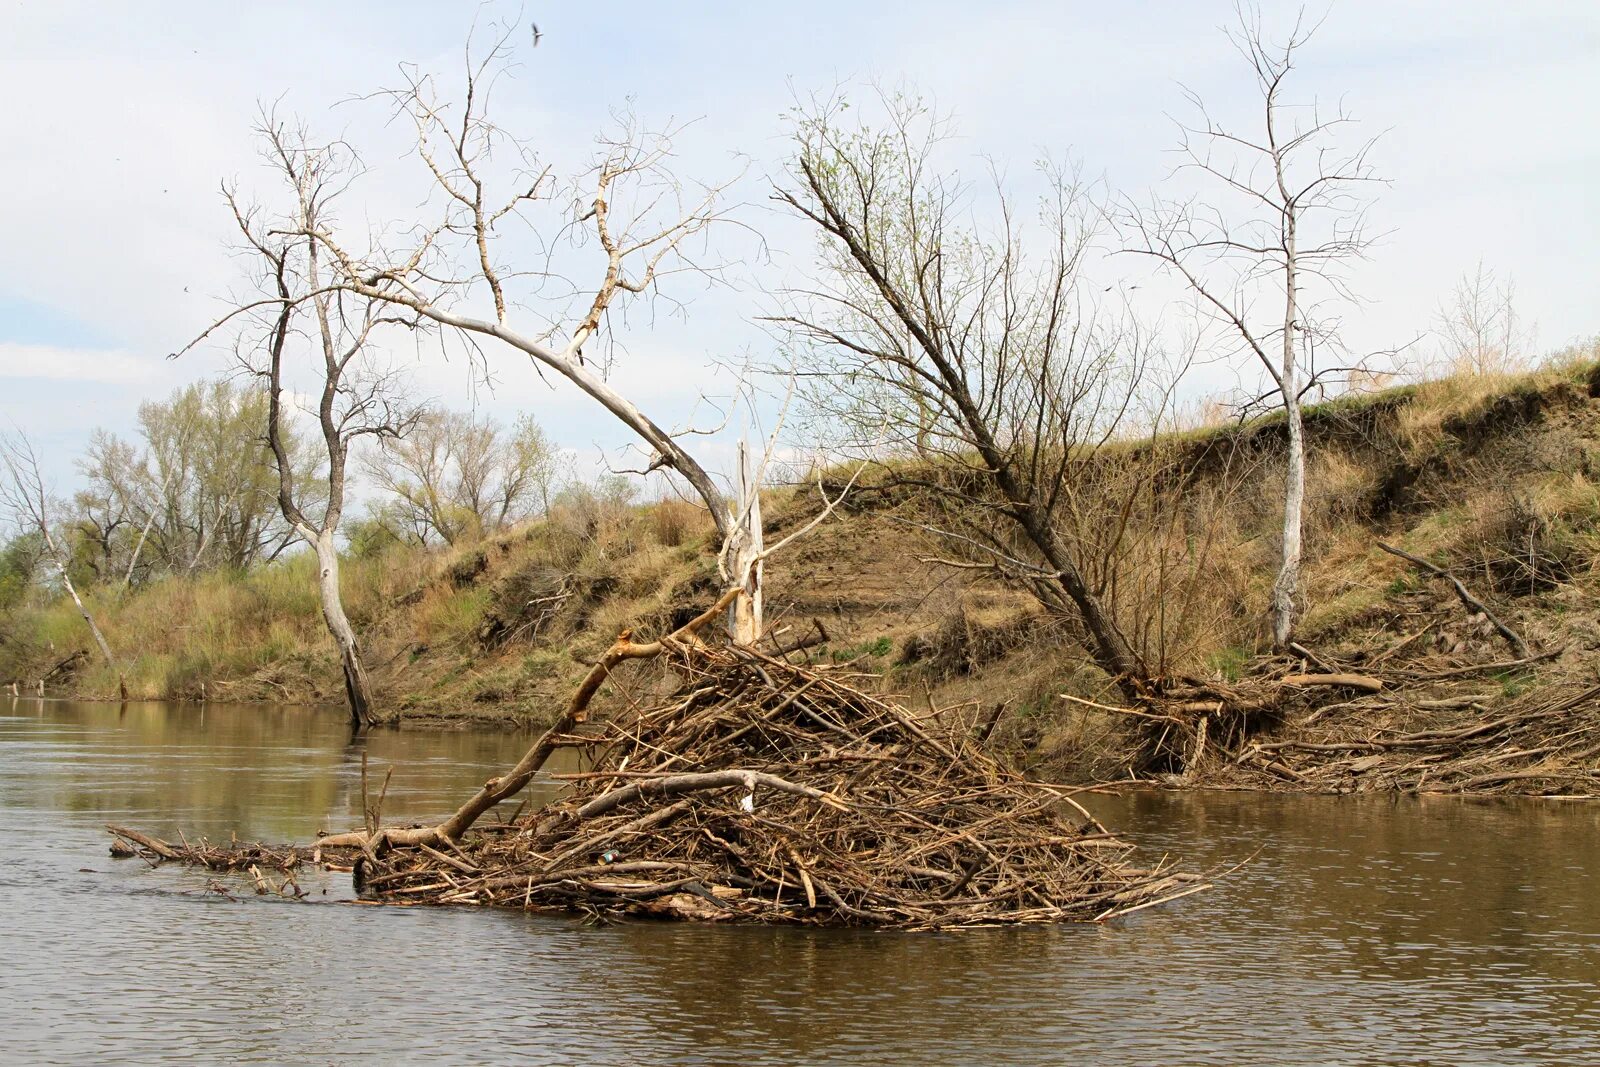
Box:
<box><xmin>2</xmin><ymin>698</ymin><xmax>1598</xmax><ymax>1066</ymax></box>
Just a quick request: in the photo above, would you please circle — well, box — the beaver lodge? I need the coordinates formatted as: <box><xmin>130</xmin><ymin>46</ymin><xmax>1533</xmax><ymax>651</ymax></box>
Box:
<box><xmin>109</xmin><ymin>591</ymin><xmax>1203</xmax><ymax>929</ymax></box>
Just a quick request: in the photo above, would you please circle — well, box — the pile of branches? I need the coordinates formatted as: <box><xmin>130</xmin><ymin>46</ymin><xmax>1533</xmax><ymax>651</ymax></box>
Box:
<box><xmin>1222</xmin><ymin>676</ymin><xmax>1600</xmax><ymax>795</ymax></box>
<box><xmin>107</xmin><ymin>825</ymin><xmax>326</xmax><ymax>898</ymax></box>
<box><xmin>1087</xmin><ymin>537</ymin><xmax>1600</xmax><ymax>795</ymax></box>
<box><xmin>351</xmin><ymin>643</ymin><xmax>1201</xmax><ymax>927</ymax></box>
<box><xmin>1096</xmin><ymin>645</ymin><xmax>1596</xmax><ymax>795</ymax></box>
<box><xmin>107</xmin><ymin>591</ymin><xmax>1200</xmax><ymax>927</ymax></box>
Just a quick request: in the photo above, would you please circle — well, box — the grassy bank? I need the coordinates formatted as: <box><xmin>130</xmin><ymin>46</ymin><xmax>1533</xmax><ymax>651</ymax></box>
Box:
<box><xmin>5</xmin><ymin>354</ymin><xmax>1599</xmax><ymax>787</ymax></box>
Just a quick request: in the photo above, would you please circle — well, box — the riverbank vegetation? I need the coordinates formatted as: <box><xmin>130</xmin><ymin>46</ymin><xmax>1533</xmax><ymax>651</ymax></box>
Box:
<box><xmin>14</xmin><ymin>5</ymin><xmax>1596</xmax><ymax>927</ymax></box>
<box><xmin>10</xmin><ymin>346</ymin><xmax>1600</xmax><ymax>795</ymax></box>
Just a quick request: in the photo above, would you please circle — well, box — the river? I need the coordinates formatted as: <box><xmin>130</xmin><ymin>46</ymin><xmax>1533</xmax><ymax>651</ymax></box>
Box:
<box><xmin>3</xmin><ymin>698</ymin><xmax>1598</xmax><ymax>1065</ymax></box>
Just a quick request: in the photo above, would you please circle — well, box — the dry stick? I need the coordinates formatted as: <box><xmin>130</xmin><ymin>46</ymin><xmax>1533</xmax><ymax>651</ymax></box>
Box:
<box><xmin>540</xmin><ymin>798</ymin><xmax>694</xmax><ymax>873</ymax></box>
<box><xmin>319</xmin><ymin>586</ymin><xmax>743</xmax><ymax>849</ymax></box>
<box><xmin>576</xmin><ymin>770</ymin><xmax>848</xmax><ymax>820</ymax></box>
<box><xmin>373</xmin><ymin>767</ymin><xmax>393</xmax><ymax>832</ymax></box>
<box><xmin>1281</xmin><ymin>673</ymin><xmax>1384</xmax><ymax>694</ymax></box>
<box><xmin>107</xmin><ymin>825</ymin><xmax>182</xmax><ymax>861</ymax></box>
<box><xmin>1398</xmin><ymin>649</ymin><xmax>1561</xmax><ymax>681</ymax></box>
<box><xmin>1288</xmin><ymin>642</ymin><xmax>1336</xmax><ymax>674</ymax></box>
<box><xmin>974</xmin><ymin>702</ymin><xmax>1007</xmax><ymax>746</ymax></box>
<box><xmin>1377</xmin><ymin>540</ymin><xmax>1531</xmax><ymax>659</ymax></box>
<box><xmin>768</xmin><ymin>618</ymin><xmax>830</xmax><ymax>658</ymax></box>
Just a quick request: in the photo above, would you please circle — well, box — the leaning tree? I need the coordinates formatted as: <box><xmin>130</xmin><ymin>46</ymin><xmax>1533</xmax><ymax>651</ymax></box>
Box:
<box><xmin>772</xmin><ymin>91</ymin><xmax>1166</xmax><ymax>698</ymax></box>
<box><xmin>280</xmin><ymin>25</ymin><xmax>775</xmax><ymax>643</ymax></box>
<box><xmin>287</xmin><ymin>23</ymin><xmax>848</xmax><ymax>847</ymax></box>
<box><xmin>0</xmin><ymin>430</ymin><xmax>125</xmax><ymax>698</ymax></box>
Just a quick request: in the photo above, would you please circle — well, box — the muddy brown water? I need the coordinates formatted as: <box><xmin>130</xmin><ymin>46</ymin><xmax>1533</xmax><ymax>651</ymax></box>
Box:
<box><xmin>3</xmin><ymin>698</ymin><xmax>1599</xmax><ymax>1066</ymax></box>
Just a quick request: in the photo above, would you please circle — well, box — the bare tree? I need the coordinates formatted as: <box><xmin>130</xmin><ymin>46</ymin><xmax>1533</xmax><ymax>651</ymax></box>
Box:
<box><xmin>1435</xmin><ymin>262</ymin><xmax>1529</xmax><ymax>377</ymax></box>
<box><xmin>0</xmin><ymin>430</ymin><xmax>125</xmax><ymax>697</ymax></box>
<box><xmin>1117</xmin><ymin>6</ymin><xmax>1382</xmax><ymax>648</ymax></box>
<box><xmin>363</xmin><ymin>409</ymin><xmax>560</xmax><ymax>545</ymax></box>
<box><xmin>256</xmin><ymin>25</ymin><xmax>768</xmax><ymax>638</ymax></box>
<box><xmin>773</xmin><ymin>91</ymin><xmax>1162</xmax><ymax>696</ymax></box>
<box><xmin>204</xmin><ymin>114</ymin><xmax>423</xmax><ymax>729</ymax></box>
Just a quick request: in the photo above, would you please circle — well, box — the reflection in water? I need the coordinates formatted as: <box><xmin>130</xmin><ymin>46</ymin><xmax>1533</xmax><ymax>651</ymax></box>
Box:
<box><xmin>3</xmin><ymin>697</ymin><xmax>1598</xmax><ymax>1066</ymax></box>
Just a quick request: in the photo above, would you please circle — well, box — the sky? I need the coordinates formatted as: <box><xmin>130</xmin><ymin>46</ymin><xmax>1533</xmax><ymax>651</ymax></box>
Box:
<box><xmin>2</xmin><ymin>0</ymin><xmax>1596</xmax><ymax>496</ymax></box>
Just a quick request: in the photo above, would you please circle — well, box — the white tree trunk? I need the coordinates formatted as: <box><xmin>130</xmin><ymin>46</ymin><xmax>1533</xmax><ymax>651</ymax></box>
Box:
<box><xmin>44</xmin><ymin>534</ymin><xmax>126</xmax><ymax>699</ymax></box>
<box><xmin>1271</xmin><ymin>205</ymin><xmax>1303</xmax><ymax>650</ymax></box>
<box><xmin>53</xmin><ymin>560</ymin><xmax>116</xmax><ymax>671</ymax></box>
<box><xmin>1271</xmin><ymin>399</ymin><xmax>1305</xmax><ymax>648</ymax></box>
<box><xmin>727</xmin><ymin>440</ymin><xmax>764</xmax><ymax>644</ymax></box>
<box><xmin>311</xmin><ymin>528</ymin><xmax>374</xmax><ymax>728</ymax></box>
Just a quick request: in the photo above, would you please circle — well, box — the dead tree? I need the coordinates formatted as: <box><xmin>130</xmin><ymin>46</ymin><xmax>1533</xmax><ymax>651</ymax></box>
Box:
<box><xmin>201</xmin><ymin>115</ymin><xmax>423</xmax><ymax>730</ymax></box>
<box><xmin>0</xmin><ymin>431</ymin><xmax>126</xmax><ymax>698</ymax></box>
<box><xmin>773</xmin><ymin>92</ymin><xmax>1156</xmax><ymax>697</ymax></box>
<box><xmin>262</xmin><ymin>25</ymin><xmax>766</xmax><ymax>639</ymax></box>
<box><xmin>1434</xmin><ymin>263</ymin><xmax>1529</xmax><ymax>377</ymax></box>
<box><xmin>1117</xmin><ymin>6</ymin><xmax>1382</xmax><ymax>649</ymax></box>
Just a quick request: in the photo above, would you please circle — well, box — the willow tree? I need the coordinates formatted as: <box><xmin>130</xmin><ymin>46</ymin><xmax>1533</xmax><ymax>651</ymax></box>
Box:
<box><xmin>187</xmin><ymin>115</ymin><xmax>423</xmax><ymax>729</ymax></box>
<box><xmin>1117</xmin><ymin>8</ymin><xmax>1381</xmax><ymax>648</ymax></box>
<box><xmin>75</xmin><ymin>379</ymin><xmax>318</xmax><ymax>584</ymax></box>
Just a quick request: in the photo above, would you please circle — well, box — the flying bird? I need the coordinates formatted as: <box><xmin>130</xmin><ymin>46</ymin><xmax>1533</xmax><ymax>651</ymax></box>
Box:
<box><xmin>531</xmin><ymin>22</ymin><xmax>542</xmax><ymax>47</ymax></box>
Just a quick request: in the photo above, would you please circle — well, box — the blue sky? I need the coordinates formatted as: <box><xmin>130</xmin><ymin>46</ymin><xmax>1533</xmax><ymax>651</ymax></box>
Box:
<box><xmin>2</xmin><ymin>0</ymin><xmax>1596</xmax><ymax>492</ymax></box>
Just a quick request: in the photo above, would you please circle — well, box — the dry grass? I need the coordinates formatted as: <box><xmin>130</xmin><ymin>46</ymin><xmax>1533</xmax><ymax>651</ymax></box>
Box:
<box><xmin>6</xmin><ymin>354</ymin><xmax>1599</xmax><ymax>764</ymax></box>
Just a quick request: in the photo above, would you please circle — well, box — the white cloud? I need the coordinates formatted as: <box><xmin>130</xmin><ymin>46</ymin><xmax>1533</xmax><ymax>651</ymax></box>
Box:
<box><xmin>3</xmin><ymin>0</ymin><xmax>1598</xmax><ymax>492</ymax></box>
<box><xmin>0</xmin><ymin>343</ymin><xmax>157</xmax><ymax>385</ymax></box>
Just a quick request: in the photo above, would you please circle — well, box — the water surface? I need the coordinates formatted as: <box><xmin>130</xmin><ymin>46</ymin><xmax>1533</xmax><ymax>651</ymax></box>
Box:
<box><xmin>2</xmin><ymin>698</ymin><xmax>1597</xmax><ymax>1065</ymax></box>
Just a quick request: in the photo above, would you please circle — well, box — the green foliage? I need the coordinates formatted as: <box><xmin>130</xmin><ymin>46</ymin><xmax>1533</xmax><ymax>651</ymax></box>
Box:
<box><xmin>343</xmin><ymin>515</ymin><xmax>409</xmax><ymax>560</ymax></box>
<box><xmin>1206</xmin><ymin>645</ymin><xmax>1250</xmax><ymax>683</ymax></box>
<box><xmin>1497</xmin><ymin>671</ymin><xmax>1534</xmax><ymax>699</ymax></box>
<box><xmin>827</xmin><ymin>636</ymin><xmax>894</xmax><ymax>662</ymax></box>
<box><xmin>362</xmin><ymin>409</ymin><xmax>564</xmax><ymax>546</ymax></box>
<box><xmin>74</xmin><ymin>377</ymin><xmax>317</xmax><ymax>584</ymax></box>
<box><xmin>0</xmin><ymin>532</ymin><xmax>42</xmax><ymax>609</ymax></box>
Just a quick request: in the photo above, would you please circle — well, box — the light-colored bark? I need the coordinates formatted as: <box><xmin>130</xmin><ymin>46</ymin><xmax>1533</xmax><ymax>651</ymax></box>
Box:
<box><xmin>304</xmin><ymin>283</ymin><xmax>733</xmax><ymax>555</ymax></box>
<box><xmin>1</xmin><ymin>433</ymin><xmax>126</xmax><ymax>698</ymax></box>
<box><xmin>726</xmin><ymin>440</ymin><xmax>764</xmax><ymax>643</ymax></box>
<box><xmin>264</xmin><ymin>52</ymin><xmax>742</xmax><ymax>599</ymax></box>
<box><xmin>119</xmin><ymin>493</ymin><xmax>162</xmax><ymax>593</ymax></box>
<box><xmin>1117</xmin><ymin>10</ymin><xmax>1379</xmax><ymax>652</ymax></box>
<box><xmin>1272</xmin><ymin>397</ymin><xmax>1305</xmax><ymax>647</ymax></box>
<box><xmin>1269</xmin><ymin>182</ymin><xmax>1303</xmax><ymax>649</ymax></box>
<box><xmin>51</xmin><ymin>555</ymin><xmax>116</xmax><ymax>673</ymax></box>
<box><xmin>310</xmin><ymin>527</ymin><xmax>373</xmax><ymax>728</ymax></box>
<box><xmin>210</xmin><ymin>117</ymin><xmax>421</xmax><ymax>731</ymax></box>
